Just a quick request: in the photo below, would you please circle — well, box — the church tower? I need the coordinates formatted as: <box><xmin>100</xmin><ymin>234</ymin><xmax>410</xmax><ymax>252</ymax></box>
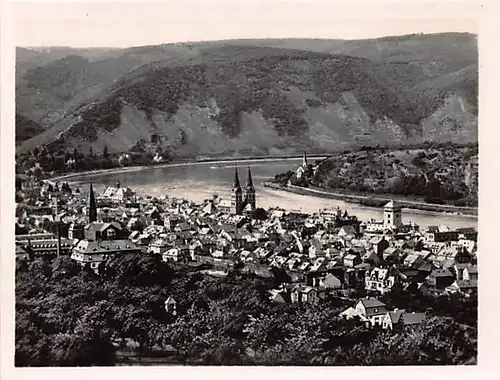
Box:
<box><xmin>231</xmin><ymin>168</ymin><xmax>243</xmax><ymax>215</ymax></box>
<box><xmin>88</xmin><ymin>183</ymin><xmax>97</xmax><ymax>223</ymax></box>
<box><xmin>244</xmin><ymin>166</ymin><xmax>256</xmax><ymax>211</ymax></box>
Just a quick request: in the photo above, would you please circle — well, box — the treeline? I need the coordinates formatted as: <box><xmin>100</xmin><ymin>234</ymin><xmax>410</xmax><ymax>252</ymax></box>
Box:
<box><xmin>16</xmin><ymin>254</ymin><xmax>477</xmax><ymax>366</ymax></box>
<box><xmin>16</xmin><ymin>142</ymin><xmax>173</xmax><ymax>177</ymax></box>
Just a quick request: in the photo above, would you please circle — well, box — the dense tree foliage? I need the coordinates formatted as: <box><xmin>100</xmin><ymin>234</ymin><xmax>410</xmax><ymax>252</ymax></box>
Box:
<box><xmin>47</xmin><ymin>49</ymin><xmax>476</xmax><ymax>145</ymax></box>
<box><xmin>15</xmin><ymin>113</ymin><xmax>45</xmax><ymax>144</ymax></box>
<box><xmin>16</xmin><ymin>254</ymin><xmax>477</xmax><ymax>366</ymax></box>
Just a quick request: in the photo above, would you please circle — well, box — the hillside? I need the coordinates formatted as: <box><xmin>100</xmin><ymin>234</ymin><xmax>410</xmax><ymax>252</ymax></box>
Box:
<box><xmin>306</xmin><ymin>143</ymin><xmax>478</xmax><ymax>206</ymax></box>
<box><xmin>15</xmin><ymin>114</ymin><xmax>44</xmax><ymax>143</ymax></box>
<box><xmin>16</xmin><ymin>33</ymin><xmax>478</xmax><ymax>157</ymax></box>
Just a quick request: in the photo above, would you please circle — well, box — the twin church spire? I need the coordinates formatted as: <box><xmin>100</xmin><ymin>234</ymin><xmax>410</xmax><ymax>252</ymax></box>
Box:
<box><xmin>88</xmin><ymin>166</ymin><xmax>256</xmax><ymax>219</ymax></box>
<box><xmin>232</xmin><ymin>166</ymin><xmax>256</xmax><ymax>215</ymax></box>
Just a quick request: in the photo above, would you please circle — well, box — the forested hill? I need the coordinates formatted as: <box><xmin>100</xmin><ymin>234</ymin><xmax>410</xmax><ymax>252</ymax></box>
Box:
<box><xmin>16</xmin><ymin>33</ymin><xmax>478</xmax><ymax>158</ymax></box>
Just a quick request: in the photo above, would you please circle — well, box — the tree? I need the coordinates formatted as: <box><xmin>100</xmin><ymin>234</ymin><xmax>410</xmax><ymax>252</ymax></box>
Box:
<box><xmin>103</xmin><ymin>145</ymin><xmax>109</xmax><ymax>159</ymax></box>
<box><xmin>180</xmin><ymin>129</ymin><xmax>187</xmax><ymax>145</ymax></box>
<box><xmin>253</xmin><ymin>208</ymin><xmax>268</xmax><ymax>220</ymax></box>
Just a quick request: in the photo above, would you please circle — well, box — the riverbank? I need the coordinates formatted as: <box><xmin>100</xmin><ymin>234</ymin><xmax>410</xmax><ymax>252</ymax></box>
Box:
<box><xmin>50</xmin><ymin>155</ymin><xmax>328</xmax><ymax>182</ymax></box>
<box><xmin>263</xmin><ymin>182</ymin><xmax>478</xmax><ymax>217</ymax></box>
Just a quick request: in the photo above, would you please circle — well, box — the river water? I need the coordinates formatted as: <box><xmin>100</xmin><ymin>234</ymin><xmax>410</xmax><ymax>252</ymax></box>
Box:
<box><xmin>69</xmin><ymin>158</ymin><xmax>477</xmax><ymax>230</ymax></box>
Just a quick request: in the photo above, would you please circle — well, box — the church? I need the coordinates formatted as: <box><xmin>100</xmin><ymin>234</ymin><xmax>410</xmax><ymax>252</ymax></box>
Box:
<box><xmin>231</xmin><ymin>167</ymin><xmax>256</xmax><ymax>215</ymax></box>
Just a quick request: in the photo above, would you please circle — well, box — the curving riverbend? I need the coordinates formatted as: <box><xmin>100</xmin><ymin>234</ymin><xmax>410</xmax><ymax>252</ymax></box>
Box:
<box><xmin>67</xmin><ymin>158</ymin><xmax>477</xmax><ymax>230</ymax></box>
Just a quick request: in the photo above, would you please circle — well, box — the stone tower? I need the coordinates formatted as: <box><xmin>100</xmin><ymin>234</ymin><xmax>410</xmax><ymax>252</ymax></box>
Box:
<box><xmin>88</xmin><ymin>183</ymin><xmax>97</xmax><ymax>223</ymax></box>
<box><xmin>231</xmin><ymin>168</ymin><xmax>243</xmax><ymax>215</ymax></box>
<box><xmin>244</xmin><ymin>166</ymin><xmax>256</xmax><ymax>211</ymax></box>
<box><xmin>383</xmin><ymin>200</ymin><xmax>402</xmax><ymax>230</ymax></box>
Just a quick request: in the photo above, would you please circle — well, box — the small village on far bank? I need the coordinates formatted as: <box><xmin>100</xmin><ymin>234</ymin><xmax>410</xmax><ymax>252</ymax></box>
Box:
<box><xmin>15</xmin><ymin>152</ymin><xmax>478</xmax><ymax>335</ymax></box>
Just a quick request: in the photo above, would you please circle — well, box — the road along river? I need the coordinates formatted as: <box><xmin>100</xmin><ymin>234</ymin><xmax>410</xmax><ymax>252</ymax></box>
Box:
<box><xmin>67</xmin><ymin>158</ymin><xmax>477</xmax><ymax>230</ymax></box>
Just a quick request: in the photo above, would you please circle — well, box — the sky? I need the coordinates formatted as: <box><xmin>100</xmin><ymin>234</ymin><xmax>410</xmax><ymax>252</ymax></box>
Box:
<box><xmin>11</xmin><ymin>0</ymin><xmax>479</xmax><ymax>48</ymax></box>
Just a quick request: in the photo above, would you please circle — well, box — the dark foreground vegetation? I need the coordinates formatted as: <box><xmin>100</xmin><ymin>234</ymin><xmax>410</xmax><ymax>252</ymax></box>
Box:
<box><xmin>16</xmin><ymin>254</ymin><xmax>477</xmax><ymax>366</ymax></box>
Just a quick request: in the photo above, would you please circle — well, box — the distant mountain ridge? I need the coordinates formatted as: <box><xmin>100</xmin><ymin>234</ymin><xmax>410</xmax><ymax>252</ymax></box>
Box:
<box><xmin>16</xmin><ymin>33</ymin><xmax>478</xmax><ymax>158</ymax></box>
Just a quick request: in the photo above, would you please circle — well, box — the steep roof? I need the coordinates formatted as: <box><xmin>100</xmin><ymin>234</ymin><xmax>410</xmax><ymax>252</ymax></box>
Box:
<box><xmin>464</xmin><ymin>265</ymin><xmax>478</xmax><ymax>274</ymax></box>
<box><xmin>384</xmin><ymin>200</ymin><xmax>401</xmax><ymax>209</ymax></box>
<box><xmin>358</xmin><ymin>297</ymin><xmax>386</xmax><ymax>309</ymax></box>
<box><xmin>401</xmin><ymin>312</ymin><xmax>426</xmax><ymax>325</ymax></box>
<box><xmin>246</xmin><ymin>166</ymin><xmax>254</xmax><ymax>188</ymax></box>
<box><xmin>233</xmin><ymin>168</ymin><xmax>241</xmax><ymax>190</ymax></box>
<box><xmin>430</xmin><ymin>268</ymin><xmax>454</xmax><ymax>278</ymax></box>
<box><xmin>387</xmin><ymin>309</ymin><xmax>406</xmax><ymax>323</ymax></box>
<box><xmin>456</xmin><ymin>279</ymin><xmax>478</xmax><ymax>289</ymax></box>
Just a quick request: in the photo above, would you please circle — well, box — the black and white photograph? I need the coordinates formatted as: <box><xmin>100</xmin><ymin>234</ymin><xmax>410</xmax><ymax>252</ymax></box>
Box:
<box><xmin>2</xmin><ymin>0</ymin><xmax>495</xmax><ymax>372</ymax></box>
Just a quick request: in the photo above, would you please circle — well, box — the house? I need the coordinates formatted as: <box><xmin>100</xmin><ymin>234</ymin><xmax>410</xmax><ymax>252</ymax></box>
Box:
<box><xmin>313</xmin><ymin>273</ymin><xmax>342</xmax><ymax>289</ymax></box>
<box><xmin>463</xmin><ymin>265</ymin><xmax>478</xmax><ymax>281</ymax></box>
<box><xmin>310</xmin><ymin>257</ymin><xmax>327</xmax><ymax>272</ymax></box>
<box><xmin>84</xmin><ymin>221</ymin><xmax>124</xmax><ymax>241</ymax></box>
<box><xmin>17</xmin><ymin>237</ymin><xmax>73</xmax><ymax>257</ymax></box>
<box><xmin>68</xmin><ymin>222</ymin><xmax>85</xmax><ymax>240</ymax></box>
<box><xmin>71</xmin><ymin>239</ymin><xmax>141</xmax><ymax>273</ymax></box>
<box><xmin>382</xmin><ymin>309</ymin><xmax>406</xmax><ymax>330</ymax></box>
<box><xmin>149</xmin><ymin>238</ymin><xmax>170</xmax><ymax>254</ymax></box>
<box><xmin>425</xmin><ymin>268</ymin><xmax>455</xmax><ymax>289</ymax></box>
<box><xmin>382</xmin><ymin>247</ymin><xmax>401</xmax><ymax>263</ymax></box>
<box><xmin>338</xmin><ymin>225</ymin><xmax>357</xmax><ymax>239</ymax></box>
<box><xmin>363</xmin><ymin>219</ymin><xmax>384</xmax><ymax>233</ymax></box>
<box><xmin>290</xmin><ymin>286</ymin><xmax>320</xmax><ymax>305</ymax></box>
<box><xmin>370</xmin><ymin>236</ymin><xmax>389</xmax><ymax>255</ymax></box>
<box><xmin>434</xmin><ymin>245</ymin><xmax>472</xmax><ymax>265</ymax></box>
<box><xmin>444</xmin><ymin>279</ymin><xmax>478</xmax><ymax>298</ymax></box>
<box><xmin>100</xmin><ymin>183</ymin><xmax>135</xmax><ymax>203</ymax></box>
<box><xmin>164</xmin><ymin>296</ymin><xmax>177</xmax><ymax>315</ymax></box>
<box><xmin>403</xmin><ymin>253</ymin><xmax>425</xmax><ymax>268</ymax></box>
<box><xmin>425</xmin><ymin>229</ymin><xmax>459</xmax><ymax>243</ymax></box>
<box><xmin>268</xmin><ymin>289</ymin><xmax>287</xmax><ymax>303</ymax></box>
<box><xmin>162</xmin><ymin>246</ymin><xmax>189</xmax><ymax>262</ymax></box>
<box><xmin>343</xmin><ymin>254</ymin><xmax>361</xmax><ymax>268</ymax></box>
<box><xmin>353</xmin><ymin>297</ymin><xmax>388</xmax><ymax>327</ymax></box>
<box><xmin>453</xmin><ymin>263</ymin><xmax>468</xmax><ymax>280</ymax></box>
<box><xmin>339</xmin><ymin>306</ymin><xmax>359</xmax><ymax>319</ymax></box>
<box><xmin>365</xmin><ymin>267</ymin><xmax>400</xmax><ymax>295</ymax></box>
<box><xmin>362</xmin><ymin>251</ymin><xmax>381</xmax><ymax>266</ymax></box>
<box><xmin>456</xmin><ymin>227</ymin><xmax>477</xmax><ymax>241</ymax></box>
<box><xmin>217</xmin><ymin>199</ymin><xmax>232</xmax><ymax>214</ymax></box>
<box><xmin>308</xmin><ymin>239</ymin><xmax>326</xmax><ymax>258</ymax></box>
<box><xmin>382</xmin><ymin>309</ymin><xmax>426</xmax><ymax>330</ymax></box>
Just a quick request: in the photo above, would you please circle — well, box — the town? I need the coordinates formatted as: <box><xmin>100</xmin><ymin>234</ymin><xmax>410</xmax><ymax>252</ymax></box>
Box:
<box><xmin>15</xmin><ymin>166</ymin><xmax>478</xmax><ymax>335</ymax></box>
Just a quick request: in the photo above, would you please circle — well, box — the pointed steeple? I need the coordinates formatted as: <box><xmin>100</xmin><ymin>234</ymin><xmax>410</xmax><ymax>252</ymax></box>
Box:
<box><xmin>302</xmin><ymin>150</ymin><xmax>308</xmax><ymax>167</ymax></box>
<box><xmin>246</xmin><ymin>166</ymin><xmax>254</xmax><ymax>188</ymax></box>
<box><xmin>89</xmin><ymin>182</ymin><xmax>97</xmax><ymax>223</ymax></box>
<box><xmin>233</xmin><ymin>167</ymin><xmax>241</xmax><ymax>191</ymax></box>
<box><xmin>244</xmin><ymin>166</ymin><xmax>256</xmax><ymax>212</ymax></box>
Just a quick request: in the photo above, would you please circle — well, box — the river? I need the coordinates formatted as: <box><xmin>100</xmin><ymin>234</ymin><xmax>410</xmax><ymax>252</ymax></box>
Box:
<box><xmin>68</xmin><ymin>158</ymin><xmax>477</xmax><ymax>230</ymax></box>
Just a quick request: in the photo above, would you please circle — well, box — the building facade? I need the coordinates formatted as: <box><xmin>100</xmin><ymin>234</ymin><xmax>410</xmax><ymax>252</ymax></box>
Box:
<box><xmin>383</xmin><ymin>200</ymin><xmax>402</xmax><ymax>230</ymax></box>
